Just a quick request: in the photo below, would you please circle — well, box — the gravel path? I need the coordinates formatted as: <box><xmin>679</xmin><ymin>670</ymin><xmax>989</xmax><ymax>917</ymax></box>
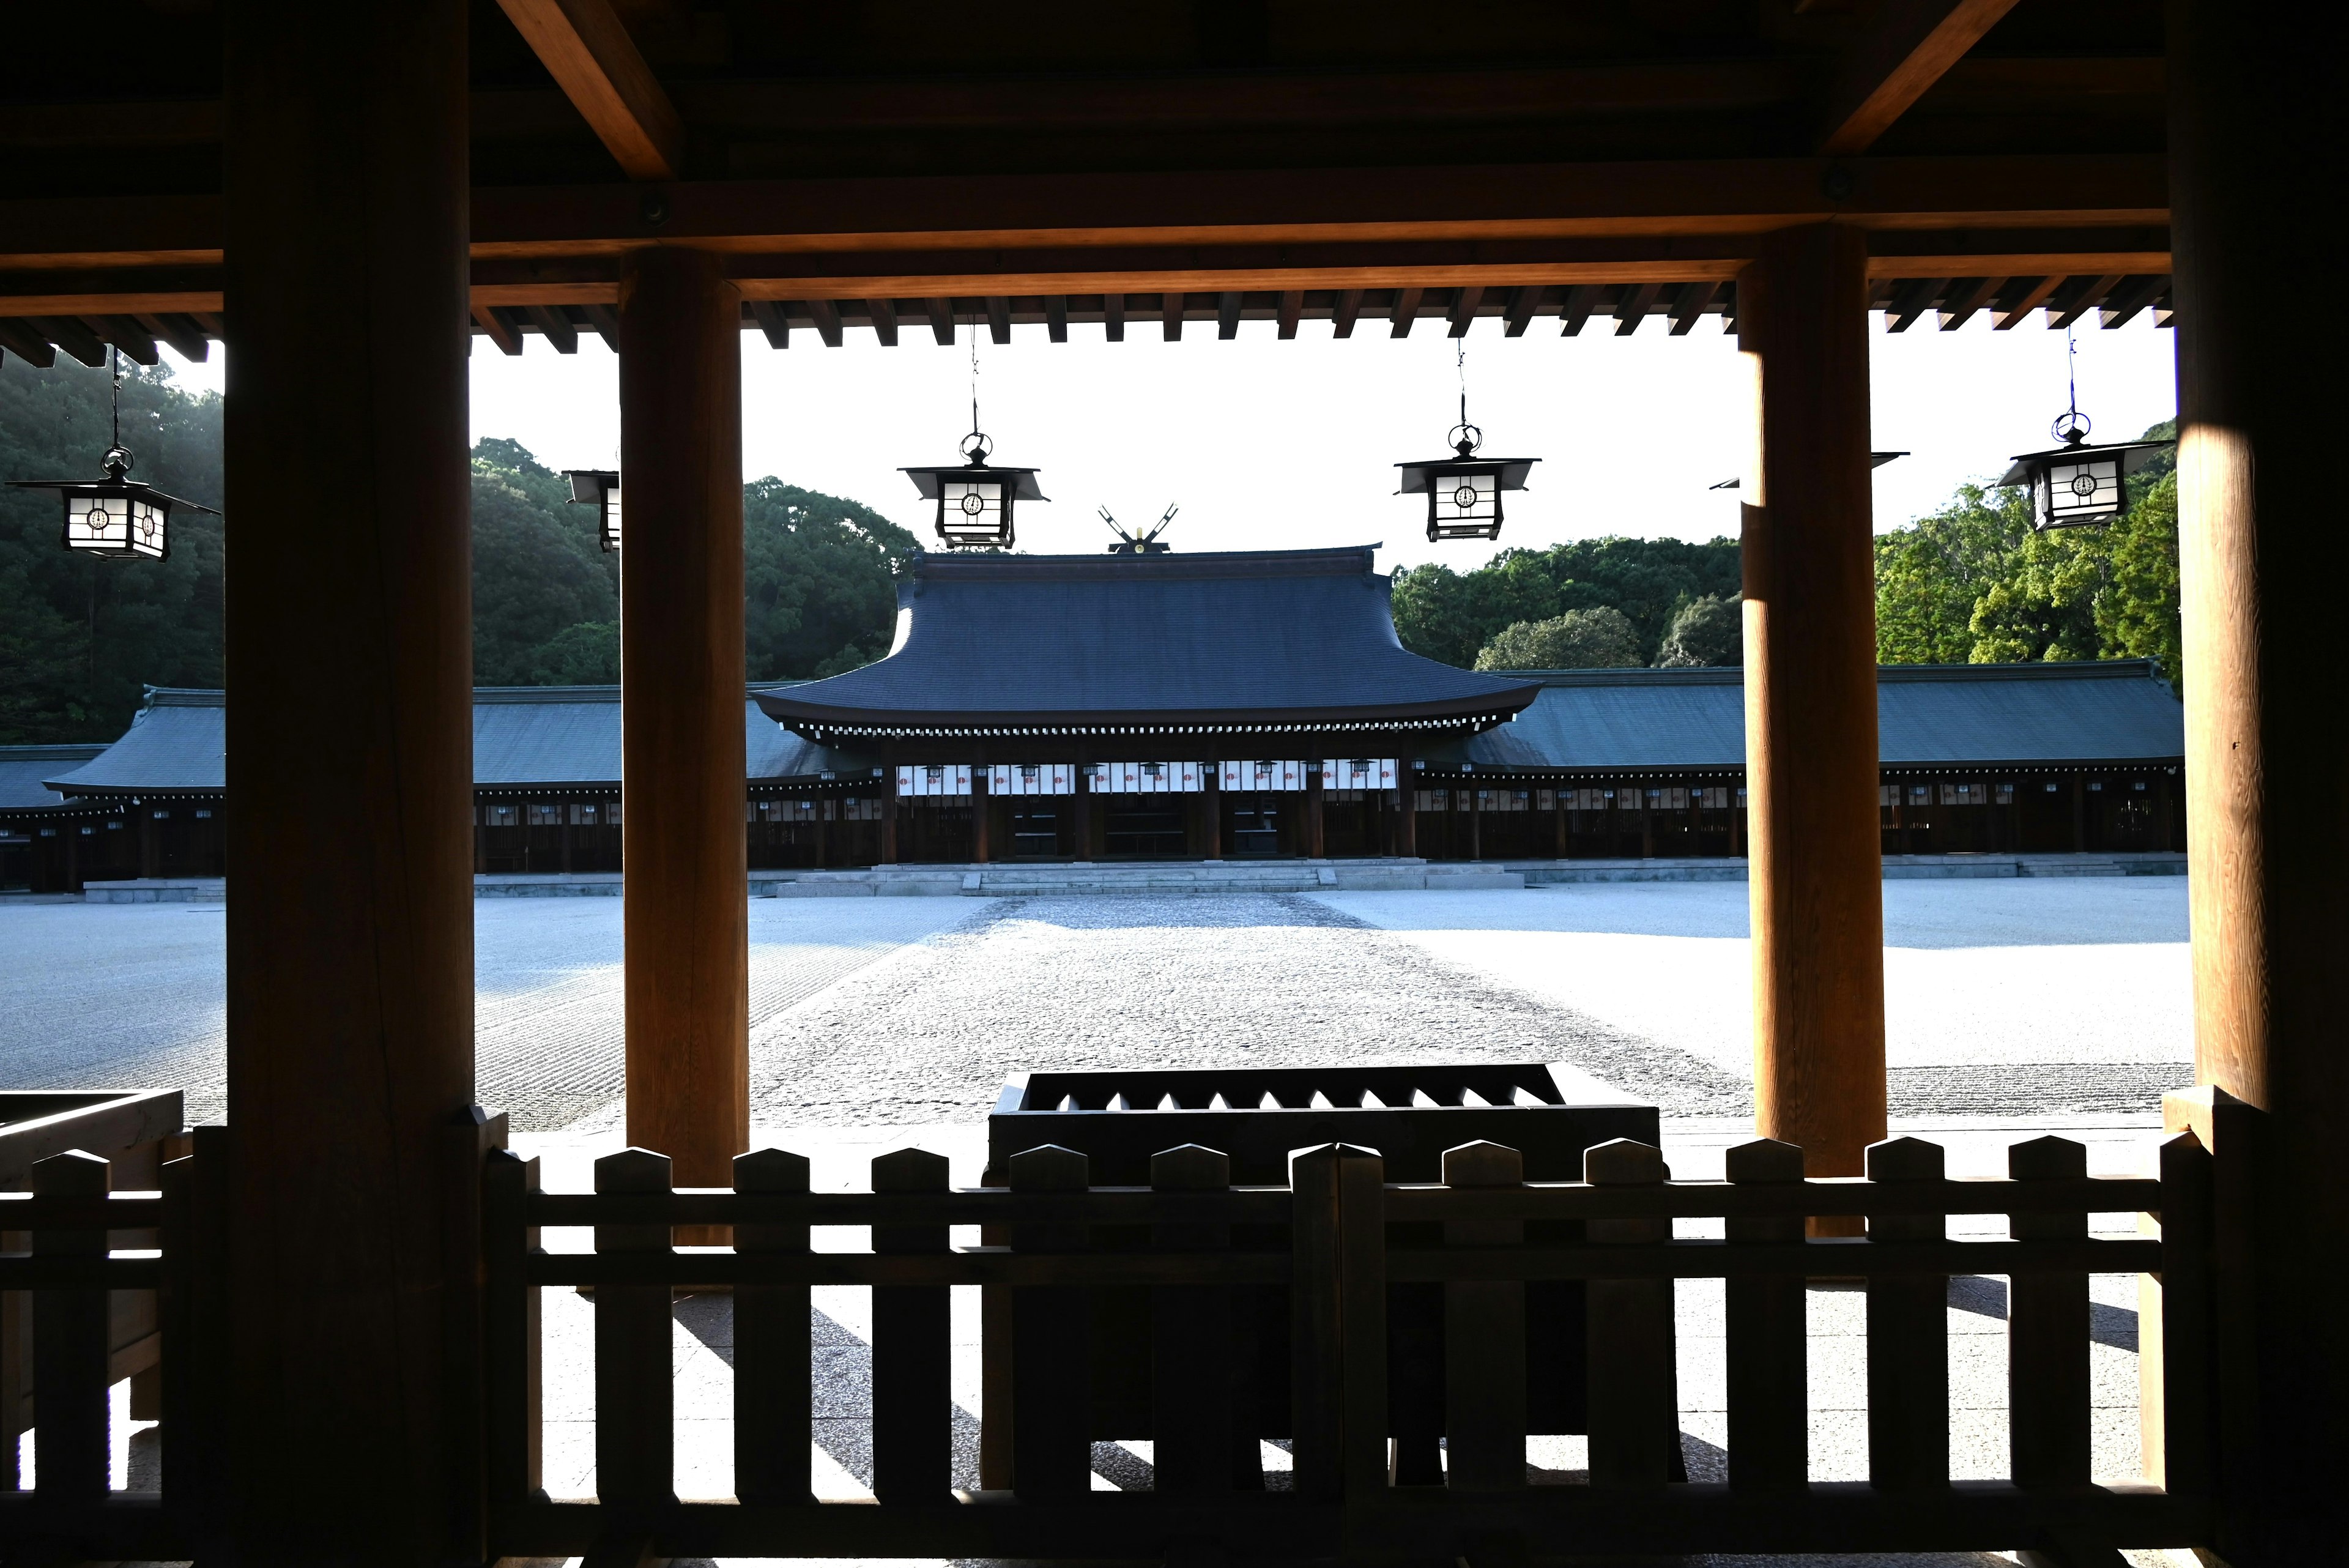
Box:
<box><xmin>722</xmin><ymin>893</ymin><xmax>1748</xmax><ymax>1127</ymax></box>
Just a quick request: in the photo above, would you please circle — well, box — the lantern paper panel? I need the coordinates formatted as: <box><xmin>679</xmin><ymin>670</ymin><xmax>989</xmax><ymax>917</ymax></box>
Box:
<box><xmin>987</xmin><ymin>763</ymin><xmax>1076</xmax><ymax>796</ymax></box>
<box><xmin>2035</xmin><ymin>454</ymin><xmax>2122</xmax><ymax>527</ymax></box>
<box><xmin>938</xmin><ymin>478</ymin><xmax>1006</xmax><ymax>545</ymax></box>
<box><xmin>1219</xmin><ymin>759</ymin><xmax>1307</xmax><ymax>792</ymax></box>
<box><xmin>1319</xmin><ymin>757</ymin><xmax>1398</xmax><ymax>790</ymax></box>
<box><xmin>564</xmin><ymin>469</ymin><xmax>622</xmax><ymax>552</ymax></box>
<box><xmin>1091</xmin><ymin>760</ymin><xmax>1204</xmax><ymax>793</ymax></box>
<box><xmin>64</xmin><ymin>490</ymin><xmax>169</xmax><ymax>559</ymax></box>
<box><xmin>897</xmin><ymin>764</ymin><xmax>974</xmax><ymax>797</ymax></box>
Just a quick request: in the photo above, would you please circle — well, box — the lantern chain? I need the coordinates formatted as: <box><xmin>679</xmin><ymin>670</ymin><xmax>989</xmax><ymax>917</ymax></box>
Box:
<box><xmin>1447</xmin><ymin>335</ymin><xmax>1482</xmax><ymax>456</ymax></box>
<box><xmin>961</xmin><ymin>320</ymin><xmax>991</xmax><ymax>463</ymax></box>
<box><xmin>2051</xmin><ymin>326</ymin><xmax>2091</xmax><ymax>446</ymax></box>
<box><xmin>105</xmin><ymin>344</ymin><xmax>133</xmax><ymax>479</ymax></box>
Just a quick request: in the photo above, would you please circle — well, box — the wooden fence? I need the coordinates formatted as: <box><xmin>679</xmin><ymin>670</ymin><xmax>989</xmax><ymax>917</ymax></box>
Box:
<box><xmin>475</xmin><ymin>1129</ymin><xmax>2213</xmax><ymax>1564</ymax></box>
<box><xmin>0</xmin><ymin>1125</ymin><xmax>2215</xmax><ymax>1562</ymax></box>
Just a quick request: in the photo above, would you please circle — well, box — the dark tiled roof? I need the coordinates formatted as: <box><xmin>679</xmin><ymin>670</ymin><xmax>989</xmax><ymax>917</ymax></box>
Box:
<box><xmin>756</xmin><ymin>546</ymin><xmax>1542</xmax><ymax>730</ymax></box>
<box><xmin>0</xmin><ymin>745</ymin><xmax>107</xmax><ymax>810</ymax></box>
<box><xmin>1461</xmin><ymin>661</ymin><xmax>2184</xmax><ymax>771</ymax></box>
<box><xmin>38</xmin><ymin>686</ymin><xmax>867</xmax><ymax>797</ymax></box>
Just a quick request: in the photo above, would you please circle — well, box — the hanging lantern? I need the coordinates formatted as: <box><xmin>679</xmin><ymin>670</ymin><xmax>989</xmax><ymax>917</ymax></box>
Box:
<box><xmin>1996</xmin><ymin>413</ymin><xmax>2170</xmax><ymax>532</ymax></box>
<box><xmin>1396</xmin><ymin>341</ymin><xmax>1537</xmax><ymax>541</ymax></box>
<box><xmin>1396</xmin><ymin>425</ymin><xmax>1537</xmax><ymax>542</ymax></box>
<box><xmin>563</xmin><ymin>468</ymin><xmax>622</xmax><ymax>552</ymax></box>
<box><xmin>902</xmin><ymin>431</ymin><xmax>1042</xmax><ymax>549</ymax></box>
<box><xmin>9</xmin><ymin>348</ymin><xmax>213</xmax><ymax>560</ymax></box>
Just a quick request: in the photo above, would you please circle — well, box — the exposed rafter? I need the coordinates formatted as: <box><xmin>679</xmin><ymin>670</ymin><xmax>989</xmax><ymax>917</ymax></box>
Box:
<box><xmin>1819</xmin><ymin>0</ymin><xmax>2024</xmax><ymax>156</ymax></box>
<box><xmin>494</xmin><ymin>0</ymin><xmax>684</xmax><ymax>181</ymax></box>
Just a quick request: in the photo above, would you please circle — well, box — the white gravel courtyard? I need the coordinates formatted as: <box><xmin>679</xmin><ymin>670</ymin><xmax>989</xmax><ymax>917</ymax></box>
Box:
<box><xmin>0</xmin><ymin>877</ymin><xmax>2191</xmax><ymax>1129</ymax></box>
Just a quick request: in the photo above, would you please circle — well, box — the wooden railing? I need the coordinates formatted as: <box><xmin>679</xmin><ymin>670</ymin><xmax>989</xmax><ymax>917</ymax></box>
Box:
<box><xmin>480</xmin><ymin>1129</ymin><xmax>2216</xmax><ymax>1564</ymax></box>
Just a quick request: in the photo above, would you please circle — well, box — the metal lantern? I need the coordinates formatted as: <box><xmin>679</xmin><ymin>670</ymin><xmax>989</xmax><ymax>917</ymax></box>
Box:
<box><xmin>902</xmin><ymin>431</ymin><xmax>1043</xmax><ymax>549</ymax></box>
<box><xmin>563</xmin><ymin>469</ymin><xmax>622</xmax><ymax>552</ymax></box>
<box><xmin>1997</xmin><ymin>413</ymin><xmax>2171</xmax><ymax>532</ymax></box>
<box><xmin>10</xmin><ymin>347</ymin><xmax>213</xmax><ymax>560</ymax></box>
<box><xmin>1395</xmin><ymin>424</ymin><xmax>1537</xmax><ymax>542</ymax></box>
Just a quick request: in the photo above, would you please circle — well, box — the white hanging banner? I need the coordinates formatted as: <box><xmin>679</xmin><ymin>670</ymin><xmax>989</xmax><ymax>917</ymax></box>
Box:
<box><xmin>1091</xmin><ymin>760</ymin><xmax>1203</xmax><ymax>793</ymax></box>
<box><xmin>1219</xmin><ymin>759</ymin><xmax>1306</xmax><ymax>792</ymax></box>
<box><xmin>1319</xmin><ymin>757</ymin><xmax>1398</xmax><ymax>791</ymax></box>
<box><xmin>897</xmin><ymin>764</ymin><xmax>973</xmax><ymax>797</ymax></box>
<box><xmin>987</xmin><ymin>763</ymin><xmax>1076</xmax><ymax>796</ymax></box>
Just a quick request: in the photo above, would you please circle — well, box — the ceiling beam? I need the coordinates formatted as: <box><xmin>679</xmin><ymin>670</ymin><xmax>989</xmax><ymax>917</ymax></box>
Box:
<box><xmin>1819</xmin><ymin>0</ymin><xmax>2024</xmax><ymax>155</ymax></box>
<box><xmin>494</xmin><ymin>0</ymin><xmax>685</xmax><ymax>180</ymax></box>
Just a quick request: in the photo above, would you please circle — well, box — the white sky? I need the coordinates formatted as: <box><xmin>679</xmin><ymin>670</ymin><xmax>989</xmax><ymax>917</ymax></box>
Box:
<box><xmin>160</xmin><ymin>308</ymin><xmax>2175</xmax><ymax>575</ymax></box>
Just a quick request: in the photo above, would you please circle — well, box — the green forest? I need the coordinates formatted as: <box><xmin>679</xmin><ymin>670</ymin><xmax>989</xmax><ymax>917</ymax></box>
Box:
<box><xmin>0</xmin><ymin>353</ymin><xmax>2182</xmax><ymax>745</ymax></box>
<box><xmin>0</xmin><ymin>357</ymin><xmax>915</xmax><ymax>743</ymax></box>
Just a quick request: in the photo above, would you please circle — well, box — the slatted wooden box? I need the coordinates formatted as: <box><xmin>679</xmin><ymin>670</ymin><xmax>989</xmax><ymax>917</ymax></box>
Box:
<box><xmin>981</xmin><ymin>1063</ymin><xmax>1657</xmax><ymax>1477</ymax></box>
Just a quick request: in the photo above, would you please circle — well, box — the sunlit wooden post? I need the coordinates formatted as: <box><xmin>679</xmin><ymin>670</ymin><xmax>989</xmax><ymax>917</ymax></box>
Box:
<box><xmin>1736</xmin><ymin>223</ymin><xmax>1888</xmax><ymax>1220</ymax></box>
<box><xmin>220</xmin><ymin>1</ymin><xmax>477</xmax><ymax>1554</ymax></box>
<box><xmin>620</xmin><ymin>246</ymin><xmax>749</xmax><ymax>1213</ymax></box>
<box><xmin>2169</xmin><ymin>0</ymin><xmax>2349</xmax><ymax>1554</ymax></box>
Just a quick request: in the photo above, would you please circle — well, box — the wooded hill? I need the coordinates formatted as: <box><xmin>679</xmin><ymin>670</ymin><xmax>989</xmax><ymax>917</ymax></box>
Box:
<box><xmin>0</xmin><ymin>355</ymin><xmax>2183</xmax><ymax>745</ymax></box>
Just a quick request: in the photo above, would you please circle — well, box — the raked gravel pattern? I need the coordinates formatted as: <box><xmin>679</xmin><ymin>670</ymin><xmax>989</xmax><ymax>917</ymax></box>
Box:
<box><xmin>724</xmin><ymin>893</ymin><xmax>1751</xmax><ymax>1128</ymax></box>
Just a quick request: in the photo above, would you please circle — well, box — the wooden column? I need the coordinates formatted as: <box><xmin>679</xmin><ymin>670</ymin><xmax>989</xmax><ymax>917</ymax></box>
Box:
<box><xmin>881</xmin><ymin>768</ymin><xmax>899</xmax><ymax>863</ymax></box>
<box><xmin>1073</xmin><ymin>767</ymin><xmax>1092</xmax><ymax>860</ymax></box>
<box><xmin>620</xmin><ymin>247</ymin><xmax>749</xmax><ymax>1201</ymax></box>
<box><xmin>971</xmin><ymin>771</ymin><xmax>990</xmax><ymax>863</ymax></box>
<box><xmin>1737</xmin><ymin>223</ymin><xmax>1887</xmax><ymax>1200</ymax></box>
<box><xmin>2070</xmin><ymin>777</ymin><xmax>2086</xmax><ymax>852</ymax></box>
<box><xmin>2170</xmin><ymin>0</ymin><xmax>2349</xmax><ymax>1552</ymax></box>
<box><xmin>138</xmin><ymin>808</ymin><xmax>160</xmax><ymax>878</ymax></box>
<box><xmin>1307</xmin><ymin>771</ymin><xmax>1326</xmax><ymax>857</ymax></box>
<box><xmin>221</xmin><ymin>1</ymin><xmax>478</xmax><ymax>1556</ymax></box>
<box><xmin>1202</xmin><ymin>769</ymin><xmax>1222</xmax><ymax>859</ymax></box>
<box><xmin>1398</xmin><ymin>769</ymin><xmax>1417</xmax><ymax>856</ymax></box>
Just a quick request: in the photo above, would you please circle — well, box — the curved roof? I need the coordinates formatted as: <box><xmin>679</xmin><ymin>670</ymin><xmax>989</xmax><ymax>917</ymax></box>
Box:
<box><xmin>1462</xmin><ymin>660</ymin><xmax>2185</xmax><ymax>771</ymax></box>
<box><xmin>0</xmin><ymin>745</ymin><xmax>107</xmax><ymax>811</ymax></box>
<box><xmin>755</xmin><ymin>546</ymin><xmax>1542</xmax><ymax>734</ymax></box>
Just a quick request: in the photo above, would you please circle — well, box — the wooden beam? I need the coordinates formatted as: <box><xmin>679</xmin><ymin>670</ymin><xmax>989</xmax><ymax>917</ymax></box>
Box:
<box><xmin>494</xmin><ymin>0</ymin><xmax>684</xmax><ymax>180</ymax></box>
<box><xmin>471</xmin><ymin>303</ymin><xmax>524</xmax><ymax>355</ymax></box>
<box><xmin>1217</xmin><ymin>290</ymin><xmax>1241</xmax><ymax>340</ymax></box>
<box><xmin>1502</xmin><ymin>284</ymin><xmax>1544</xmax><ymax>336</ymax></box>
<box><xmin>2097</xmin><ymin>273</ymin><xmax>2169</xmax><ymax>329</ymax></box>
<box><xmin>1101</xmin><ymin>292</ymin><xmax>1124</xmax><ymax>341</ymax></box>
<box><xmin>1042</xmin><ymin>295</ymin><xmax>1066</xmax><ymax>343</ymax></box>
<box><xmin>1389</xmin><ymin>285</ymin><xmax>1423</xmax><ymax>338</ymax></box>
<box><xmin>1614</xmin><ymin>281</ymin><xmax>1662</xmax><ymax>335</ymax></box>
<box><xmin>923</xmin><ymin>296</ymin><xmax>955</xmax><ymax>345</ymax></box>
<box><xmin>1559</xmin><ymin>283</ymin><xmax>1603</xmax><ymax>335</ymax></box>
<box><xmin>581</xmin><ymin>300</ymin><xmax>621</xmax><ymax>349</ymax></box>
<box><xmin>867</xmin><ymin>297</ymin><xmax>900</xmax><ymax>346</ymax></box>
<box><xmin>984</xmin><ymin>295</ymin><xmax>1010</xmax><ymax>344</ymax></box>
<box><xmin>0</xmin><ymin>318</ymin><xmax>58</xmax><ymax>367</ymax></box>
<box><xmin>136</xmin><ymin>311</ymin><xmax>210</xmax><ymax>361</ymax></box>
<box><xmin>2047</xmin><ymin>272</ymin><xmax>2124</xmax><ymax>329</ymax></box>
<box><xmin>1992</xmin><ymin>275</ymin><xmax>2063</xmax><ymax>329</ymax></box>
<box><xmin>1276</xmin><ymin>289</ymin><xmax>1302</xmax><ymax>339</ymax></box>
<box><xmin>1446</xmin><ymin>285</ymin><xmax>1484</xmax><ymax>337</ymax></box>
<box><xmin>1882</xmin><ymin>277</ymin><xmax>1943</xmax><ymax>332</ymax></box>
<box><xmin>524</xmin><ymin>303</ymin><xmax>579</xmax><ymax>352</ymax></box>
<box><xmin>1668</xmin><ymin>280</ymin><xmax>1718</xmax><ymax>335</ymax></box>
<box><xmin>1935</xmin><ymin>275</ymin><xmax>2002</xmax><ymax>330</ymax></box>
<box><xmin>42</xmin><ymin>314</ymin><xmax>109</xmax><ymax>367</ymax></box>
<box><xmin>804</xmin><ymin>297</ymin><xmax>844</xmax><ymax>347</ymax></box>
<box><xmin>746</xmin><ymin>297</ymin><xmax>789</xmax><ymax>349</ymax></box>
<box><xmin>1331</xmin><ymin>288</ymin><xmax>1364</xmax><ymax>338</ymax></box>
<box><xmin>1161</xmin><ymin>291</ymin><xmax>1184</xmax><ymax>341</ymax></box>
<box><xmin>94</xmin><ymin>314</ymin><xmax>160</xmax><ymax>365</ymax></box>
<box><xmin>1819</xmin><ymin>0</ymin><xmax>2024</xmax><ymax>156</ymax></box>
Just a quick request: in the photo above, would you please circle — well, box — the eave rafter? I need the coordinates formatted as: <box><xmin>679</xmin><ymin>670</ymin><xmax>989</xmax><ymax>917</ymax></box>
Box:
<box><xmin>1819</xmin><ymin>0</ymin><xmax>2026</xmax><ymax>155</ymax></box>
<box><xmin>493</xmin><ymin>0</ymin><xmax>683</xmax><ymax>181</ymax></box>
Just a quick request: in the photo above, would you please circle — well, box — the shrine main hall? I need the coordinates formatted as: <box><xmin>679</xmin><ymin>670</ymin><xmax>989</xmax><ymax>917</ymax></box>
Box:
<box><xmin>2</xmin><ymin>543</ymin><xmax>2186</xmax><ymax>890</ymax></box>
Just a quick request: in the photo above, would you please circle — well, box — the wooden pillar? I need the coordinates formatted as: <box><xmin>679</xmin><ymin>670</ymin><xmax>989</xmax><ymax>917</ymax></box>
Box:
<box><xmin>1398</xmin><ymin>770</ymin><xmax>1417</xmax><ymax>856</ymax></box>
<box><xmin>620</xmin><ymin>247</ymin><xmax>748</xmax><ymax>1200</ymax></box>
<box><xmin>972</xmin><ymin>771</ymin><xmax>991</xmax><ymax>863</ymax></box>
<box><xmin>2170</xmin><ymin>1</ymin><xmax>2349</xmax><ymax>1552</ymax></box>
<box><xmin>138</xmin><ymin>808</ymin><xmax>160</xmax><ymax>878</ymax></box>
<box><xmin>2070</xmin><ymin>776</ymin><xmax>2086</xmax><ymax>852</ymax></box>
<box><xmin>1307</xmin><ymin>770</ymin><xmax>1326</xmax><ymax>857</ymax></box>
<box><xmin>1737</xmin><ymin>223</ymin><xmax>1887</xmax><ymax>1199</ymax></box>
<box><xmin>1202</xmin><ymin>768</ymin><xmax>1222</xmax><ymax>859</ymax></box>
<box><xmin>881</xmin><ymin>768</ymin><xmax>899</xmax><ymax>864</ymax></box>
<box><xmin>220</xmin><ymin>1</ymin><xmax>477</xmax><ymax>1556</ymax></box>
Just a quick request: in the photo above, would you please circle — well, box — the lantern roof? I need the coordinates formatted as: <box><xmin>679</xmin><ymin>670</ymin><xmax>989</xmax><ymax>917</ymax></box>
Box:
<box><xmin>1394</xmin><ymin>454</ymin><xmax>1538</xmax><ymax>493</ymax></box>
<box><xmin>1995</xmin><ymin>437</ymin><xmax>2173</xmax><ymax>489</ymax></box>
<box><xmin>755</xmin><ymin>546</ymin><xmax>1543</xmax><ymax>738</ymax></box>
<box><xmin>900</xmin><ymin>462</ymin><xmax>1046</xmax><ymax>502</ymax></box>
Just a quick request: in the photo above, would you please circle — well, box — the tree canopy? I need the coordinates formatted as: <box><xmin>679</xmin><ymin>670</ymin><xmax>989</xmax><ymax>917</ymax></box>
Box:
<box><xmin>0</xmin><ymin>357</ymin><xmax>918</xmax><ymax>742</ymax></box>
<box><xmin>1474</xmin><ymin>606</ymin><xmax>1645</xmax><ymax>670</ymax></box>
<box><xmin>1392</xmin><ymin>535</ymin><xmax>1743</xmax><ymax>669</ymax></box>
